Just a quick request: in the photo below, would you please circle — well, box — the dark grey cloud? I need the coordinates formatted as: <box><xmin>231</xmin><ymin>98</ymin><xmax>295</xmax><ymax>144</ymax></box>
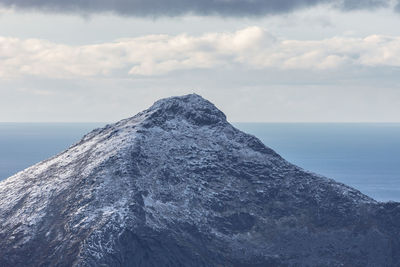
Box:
<box><xmin>334</xmin><ymin>0</ymin><xmax>388</xmax><ymax>10</ymax></box>
<box><xmin>0</xmin><ymin>0</ymin><xmax>391</xmax><ymax>16</ymax></box>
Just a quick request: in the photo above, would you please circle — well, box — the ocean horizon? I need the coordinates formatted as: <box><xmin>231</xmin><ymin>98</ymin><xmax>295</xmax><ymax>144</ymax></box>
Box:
<box><xmin>0</xmin><ymin>122</ymin><xmax>399</xmax><ymax>202</ymax></box>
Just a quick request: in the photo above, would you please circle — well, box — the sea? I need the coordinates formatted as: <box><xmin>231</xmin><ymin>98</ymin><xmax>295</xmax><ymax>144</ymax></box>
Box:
<box><xmin>0</xmin><ymin>123</ymin><xmax>399</xmax><ymax>202</ymax></box>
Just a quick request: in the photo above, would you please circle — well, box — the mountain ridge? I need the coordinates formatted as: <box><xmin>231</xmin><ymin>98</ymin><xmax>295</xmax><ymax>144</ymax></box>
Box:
<box><xmin>0</xmin><ymin>94</ymin><xmax>399</xmax><ymax>266</ymax></box>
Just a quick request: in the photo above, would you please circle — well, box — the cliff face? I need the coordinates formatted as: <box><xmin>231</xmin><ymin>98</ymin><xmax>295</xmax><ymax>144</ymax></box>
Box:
<box><xmin>0</xmin><ymin>94</ymin><xmax>399</xmax><ymax>267</ymax></box>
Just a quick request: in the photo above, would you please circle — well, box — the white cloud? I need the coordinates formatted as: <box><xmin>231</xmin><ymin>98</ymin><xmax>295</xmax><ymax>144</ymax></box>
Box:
<box><xmin>1</xmin><ymin>26</ymin><xmax>400</xmax><ymax>79</ymax></box>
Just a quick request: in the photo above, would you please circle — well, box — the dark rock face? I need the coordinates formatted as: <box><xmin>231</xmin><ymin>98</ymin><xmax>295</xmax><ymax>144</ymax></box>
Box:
<box><xmin>0</xmin><ymin>94</ymin><xmax>399</xmax><ymax>267</ymax></box>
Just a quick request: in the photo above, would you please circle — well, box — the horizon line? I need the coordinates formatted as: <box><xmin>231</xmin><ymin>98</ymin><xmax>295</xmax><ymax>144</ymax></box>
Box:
<box><xmin>1</xmin><ymin>121</ymin><xmax>400</xmax><ymax>124</ymax></box>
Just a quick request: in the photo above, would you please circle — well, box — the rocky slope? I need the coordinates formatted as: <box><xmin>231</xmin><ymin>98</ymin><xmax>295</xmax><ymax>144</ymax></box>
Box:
<box><xmin>0</xmin><ymin>94</ymin><xmax>399</xmax><ymax>267</ymax></box>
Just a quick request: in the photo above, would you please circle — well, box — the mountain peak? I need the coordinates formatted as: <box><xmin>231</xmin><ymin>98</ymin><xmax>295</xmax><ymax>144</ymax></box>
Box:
<box><xmin>140</xmin><ymin>94</ymin><xmax>227</xmax><ymax>127</ymax></box>
<box><xmin>0</xmin><ymin>94</ymin><xmax>399</xmax><ymax>267</ymax></box>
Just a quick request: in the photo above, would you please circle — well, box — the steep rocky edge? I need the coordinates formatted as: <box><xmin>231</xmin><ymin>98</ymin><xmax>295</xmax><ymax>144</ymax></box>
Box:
<box><xmin>0</xmin><ymin>94</ymin><xmax>399</xmax><ymax>266</ymax></box>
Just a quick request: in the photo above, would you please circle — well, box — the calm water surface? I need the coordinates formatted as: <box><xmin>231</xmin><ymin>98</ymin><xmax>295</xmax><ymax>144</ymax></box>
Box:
<box><xmin>235</xmin><ymin>123</ymin><xmax>400</xmax><ymax>202</ymax></box>
<box><xmin>0</xmin><ymin>123</ymin><xmax>105</xmax><ymax>180</ymax></box>
<box><xmin>0</xmin><ymin>123</ymin><xmax>399</xmax><ymax>202</ymax></box>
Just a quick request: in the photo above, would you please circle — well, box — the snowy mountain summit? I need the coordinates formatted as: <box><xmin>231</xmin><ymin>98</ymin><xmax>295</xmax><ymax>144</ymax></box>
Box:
<box><xmin>0</xmin><ymin>94</ymin><xmax>399</xmax><ymax>266</ymax></box>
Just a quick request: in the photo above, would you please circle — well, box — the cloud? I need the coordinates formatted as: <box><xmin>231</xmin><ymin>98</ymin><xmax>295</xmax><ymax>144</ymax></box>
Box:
<box><xmin>0</xmin><ymin>0</ymin><xmax>391</xmax><ymax>17</ymax></box>
<box><xmin>2</xmin><ymin>27</ymin><xmax>400</xmax><ymax>79</ymax></box>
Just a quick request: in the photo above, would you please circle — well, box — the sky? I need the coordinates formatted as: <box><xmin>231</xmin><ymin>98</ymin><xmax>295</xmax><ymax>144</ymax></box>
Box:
<box><xmin>1</xmin><ymin>0</ymin><xmax>400</xmax><ymax>122</ymax></box>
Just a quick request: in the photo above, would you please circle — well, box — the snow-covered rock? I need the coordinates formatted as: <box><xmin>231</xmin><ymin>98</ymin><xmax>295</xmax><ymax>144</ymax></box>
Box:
<box><xmin>0</xmin><ymin>94</ymin><xmax>399</xmax><ymax>266</ymax></box>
